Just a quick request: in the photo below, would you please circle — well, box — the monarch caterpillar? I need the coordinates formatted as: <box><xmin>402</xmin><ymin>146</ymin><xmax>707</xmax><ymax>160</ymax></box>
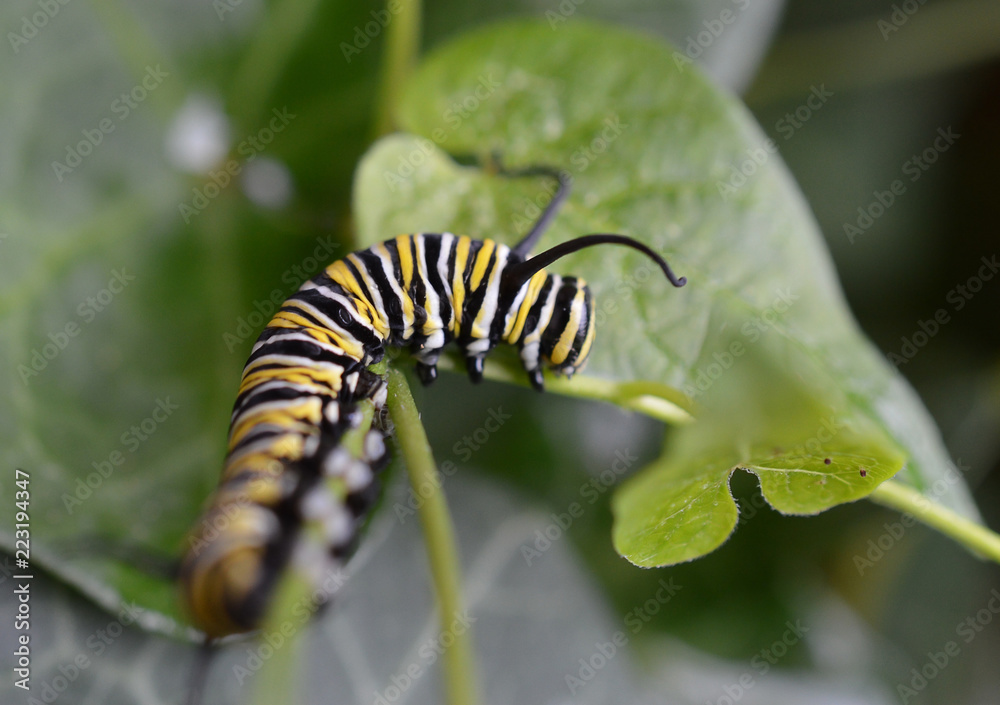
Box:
<box><xmin>178</xmin><ymin>164</ymin><xmax>686</xmax><ymax>642</ymax></box>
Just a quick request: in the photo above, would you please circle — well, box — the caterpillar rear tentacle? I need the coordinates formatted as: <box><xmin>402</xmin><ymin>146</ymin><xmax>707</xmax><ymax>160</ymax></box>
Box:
<box><xmin>179</xmin><ymin>166</ymin><xmax>687</xmax><ymax>644</ymax></box>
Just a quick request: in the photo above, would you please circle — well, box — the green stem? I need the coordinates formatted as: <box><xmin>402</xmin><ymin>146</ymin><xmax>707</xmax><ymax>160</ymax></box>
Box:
<box><xmin>251</xmin><ymin>573</ymin><xmax>309</xmax><ymax>705</ymax></box>
<box><xmin>434</xmin><ymin>355</ymin><xmax>694</xmax><ymax>425</ymax></box>
<box><xmin>372</xmin><ymin>0</ymin><xmax>422</xmax><ymax>137</ymax></box>
<box><xmin>869</xmin><ymin>480</ymin><xmax>1000</xmax><ymax>563</ymax></box>
<box><xmin>386</xmin><ymin>367</ymin><xmax>479</xmax><ymax>705</ymax></box>
<box><xmin>251</xmin><ymin>391</ymin><xmax>380</xmax><ymax>705</ymax></box>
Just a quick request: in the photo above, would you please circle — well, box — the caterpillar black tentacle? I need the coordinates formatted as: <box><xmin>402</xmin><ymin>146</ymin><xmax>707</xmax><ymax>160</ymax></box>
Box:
<box><xmin>179</xmin><ymin>165</ymin><xmax>687</xmax><ymax>642</ymax></box>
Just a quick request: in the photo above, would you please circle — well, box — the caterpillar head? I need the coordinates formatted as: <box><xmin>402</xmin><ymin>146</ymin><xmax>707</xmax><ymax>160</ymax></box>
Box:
<box><xmin>500</xmin><ymin>234</ymin><xmax>686</xmax><ymax>392</ymax></box>
<box><xmin>502</xmin><ymin>273</ymin><xmax>595</xmax><ymax>391</ymax></box>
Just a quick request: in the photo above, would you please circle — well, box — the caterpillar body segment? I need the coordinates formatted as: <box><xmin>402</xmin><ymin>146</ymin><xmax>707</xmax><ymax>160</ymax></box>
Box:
<box><xmin>179</xmin><ymin>165</ymin><xmax>687</xmax><ymax>640</ymax></box>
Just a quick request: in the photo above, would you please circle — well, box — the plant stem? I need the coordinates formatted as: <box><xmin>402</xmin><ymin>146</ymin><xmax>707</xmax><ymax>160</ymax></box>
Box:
<box><xmin>386</xmin><ymin>367</ymin><xmax>479</xmax><ymax>705</ymax></box>
<box><xmin>252</xmin><ymin>393</ymin><xmax>379</xmax><ymax>705</ymax></box>
<box><xmin>434</xmin><ymin>355</ymin><xmax>694</xmax><ymax>425</ymax></box>
<box><xmin>373</xmin><ymin>0</ymin><xmax>422</xmax><ymax>137</ymax></box>
<box><xmin>252</xmin><ymin>573</ymin><xmax>309</xmax><ymax>705</ymax></box>
<box><xmin>870</xmin><ymin>480</ymin><xmax>1000</xmax><ymax>563</ymax></box>
<box><xmin>367</xmin><ymin>5</ymin><xmax>477</xmax><ymax>703</ymax></box>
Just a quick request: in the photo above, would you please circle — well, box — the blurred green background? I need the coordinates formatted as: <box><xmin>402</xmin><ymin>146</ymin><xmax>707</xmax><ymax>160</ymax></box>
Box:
<box><xmin>1</xmin><ymin>1</ymin><xmax>999</xmax><ymax>704</ymax></box>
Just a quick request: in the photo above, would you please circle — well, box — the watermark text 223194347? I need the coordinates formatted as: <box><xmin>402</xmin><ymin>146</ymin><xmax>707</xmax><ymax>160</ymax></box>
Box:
<box><xmin>12</xmin><ymin>468</ymin><xmax>33</xmax><ymax>691</ymax></box>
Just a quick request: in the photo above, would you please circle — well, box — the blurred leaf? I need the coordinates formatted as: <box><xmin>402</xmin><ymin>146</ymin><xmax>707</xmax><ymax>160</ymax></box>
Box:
<box><xmin>423</xmin><ymin>0</ymin><xmax>787</xmax><ymax>92</ymax></box>
<box><xmin>0</xmin><ymin>1</ymin><xmax>984</xmax><ymax>644</ymax></box>
<box><xmin>0</xmin><ymin>474</ymin><xmax>666</xmax><ymax>705</ymax></box>
<box><xmin>0</xmin><ymin>0</ymin><xmax>386</xmax><ymax>634</ymax></box>
<box><xmin>353</xmin><ymin>19</ymin><xmax>979</xmax><ymax>567</ymax></box>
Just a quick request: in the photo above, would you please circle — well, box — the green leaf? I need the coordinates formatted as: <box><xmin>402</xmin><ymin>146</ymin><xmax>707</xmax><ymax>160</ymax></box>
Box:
<box><xmin>612</xmin><ymin>323</ymin><xmax>907</xmax><ymax>566</ymax></box>
<box><xmin>352</xmin><ymin>18</ymin><xmax>982</xmax><ymax>566</ymax></box>
<box><xmin>421</xmin><ymin>0</ymin><xmax>786</xmax><ymax>92</ymax></box>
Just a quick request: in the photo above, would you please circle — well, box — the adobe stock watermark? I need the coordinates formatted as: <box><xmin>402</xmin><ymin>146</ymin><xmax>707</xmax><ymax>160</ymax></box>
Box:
<box><xmin>570</xmin><ymin>240</ymin><xmax>683</xmax><ymax>332</ymax></box>
<box><xmin>853</xmin><ymin>459</ymin><xmax>970</xmax><ymax>575</ymax></box>
<box><xmin>546</xmin><ymin>0</ymin><xmax>587</xmax><ymax>30</ymax></box>
<box><xmin>671</xmin><ymin>0</ymin><xmax>752</xmax><ymax>72</ymax></box>
<box><xmin>716</xmin><ymin>138</ymin><xmax>778</xmax><ymax>200</ymax></box>
<box><xmin>703</xmin><ymin>620</ymin><xmax>810</xmax><ymax>705</ymax></box>
<box><xmin>51</xmin><ymin>65</ymin><xmax>169</xmax><ymax>182</ymax></box>
<box><xmin>18</xmin><ymin>268</ymin><xmax>136</xmax><ymax>385</ymax></box>
<box><xmin>564</xmin><ymin>578</ymin><xmax>682</xmax><ymax>695</ymax></box>
<box><xmin>520</xmin><ymin>448</ymin><xmax>639</xmax><ymax>566</ymax></box>
<box><xmin>8</xmin><ymin>0</ymin><xmax>73</xmax><ymax>54</ymax></box>
<box><xmin>736</xmin><ymin>488</ymin><xmax>771</xmax><ymax>529</ymax></box>
<box><xmin>185</xmin><ymin>466</ymin><xmax>288</xmax><ymax>559</ymax></box>
<box><xmin>717</xmin><ymin>85</ymin><xmax>832</xmax><ymax>200</ymax></box>
<box><xmin>16</xmin><ymin>601</ymin><xmax>143</xmax><ymax>701</ymax></box>
<box><xmin>213</xmin><ymin>0</ymin><xmax>248</xmax><ymax>21</ymax></box>
<box><xmin>61</xmin><ymin>398</ymin><xmax>179</xmax><ymax>513</ymax></box>
<box><xmin>233</xmin><ymin>566</ymin><xmax>351</xmax><ymax>685</ymax></box>
<box><xmin>371</xmin><ymin>610</ymin><xmax>477</xmax><ymax>705</ymax></box>
<box><xmin>878</xmin><ymin>0</ymin><xmax>928</xmax><ymax>40</ymax></box>
<box><xmin>682</xmin><ymin>287</ymin><xmax>799</xmax><ymax>400</ymax></box>
<box><xmin>895</xmin><ymin>588</ymin><xmax>1000</xmax><ymax>703</ymax></box>
<box><xmin>885</xmin><ymin>255</ymin><xmax>998</xmax><ymax>368</ymax></box>
<box><xmin>509</xmin><ymin>115</ymin><xmax>627</xmax><ymax>234</ymax></box>
<box><xmin>0</xmin><ymin>554</ymin><xmax>18</xmax><ymax>587</ymax></box>
<box><xmin>394</xmin><ymin>406</ymin><xmax>512</xmax><ymax>523</ymax></box>
<box><xmin>774</xmin><ymin>85</ymin><xmax>834</xmax><ymax>140</ymax></box>
<box><xmin>340</xmin><ymin>0</ymin><xmax>405</xmax><ymax>62</ymax></box>
<box><xmin>382</xmin><ymin>74</ymin><xmax>501</xmax><ymax>191</ymax></box>
<box><xmin>222</xmin><ymin>235</ymin><xmax>341</xmax><ymax>353</ymax></box>
<box><xmin>786</xmin><ymin>416</ymin><xmax>846</xmax><ymax>459</ymax></box>
<box><xmin>178</xmin><ymin>107</ymin><xmax>296</xmax><ymax>223</ymax></box>
<box><xmin>843</xmin><ymin>126</ymin><xmax>960</xmax><ymax>243</ymax></box>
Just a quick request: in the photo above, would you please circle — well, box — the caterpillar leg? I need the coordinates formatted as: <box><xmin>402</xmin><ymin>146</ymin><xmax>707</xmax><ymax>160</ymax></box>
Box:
<box><xmin>526</xmin><ymin>367</ymin><xmax>545</xmax><ymax>393</ymax></box>
<box><xmin>415</xmin><ymin>361</ymin><xmax>438</xmax><ymax>386</ymax></box>
<box><xmin>411</xmin><ymin>343</ymin><xmax>444</xmax><ymax>386</ymax></box>
<box><xmin>518</xmin><ymin>339</ymin><xmax>546</xmax><ymax>392</ymax></box>
<box><xmin>465</xmin><ymin>355</ymin><xmax>485</xmax><ymax>384</ymax></box>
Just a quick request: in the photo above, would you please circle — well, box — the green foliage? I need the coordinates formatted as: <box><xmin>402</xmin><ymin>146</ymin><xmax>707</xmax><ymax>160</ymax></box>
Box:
<box><xmin>613</xmin><ymin>329</ymin><xmax>907</xmax><ymax>566</ymax></box>
<box><xmin>0</xmin><ymin>0</ymin><xmax>990</xmax><ymax>662</ymax></box>
<box><xmin>354</xmin><ymin>20</ymin><xmax>978</xmax><ymax>569</ymax></box>
<box><xmin>0</xmin><ymin>0</ymin><xmax>385</xmax><ymax>635</ymax></box>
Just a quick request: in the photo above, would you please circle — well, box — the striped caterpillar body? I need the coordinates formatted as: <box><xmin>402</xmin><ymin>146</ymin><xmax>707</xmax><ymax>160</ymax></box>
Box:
<box><xmin>179</xmin><ymin>169</ymin><xmax>687</xmax><ymax>640</ymax></box>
